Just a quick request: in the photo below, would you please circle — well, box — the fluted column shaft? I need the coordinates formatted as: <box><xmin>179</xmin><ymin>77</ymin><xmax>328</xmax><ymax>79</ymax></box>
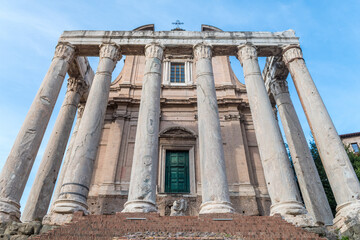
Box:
<box><xmin>283</xmin><ymin>46</ymin><xmax>360</xmax><ymax>230</ymax></box>
<box><xmin>270</xmin><ymin>76</ymin><xmax>333</xmax><ymax>225</ymax></box>
<box><xmin>44</xmin><ymin>44</ymin><xmax>121</xmax><ymax>225</ymax></box>
<box><xmin>50</xmin><ymin>104</ymin><xmax>85</xmax><ymax>210</ymax></box>
<box><xmin>22</xmin><ymin>77</ymin><xmax>87</xmax><ymax>222</ymax></box>
<box><xmin>237</xmin><ymin>44</ymin><xmax>308</xmax><ymax>224</ymax></box>
<box><xmin>0</xmin><ymin>43</ymin><xmax>75</xmax><ymax>222</ymax></box>
<box><xmin>194</xmin><ymin>44</ymin><xmax>234</xmax><ymax>214</ymax></box>
<box><xmin>122</xmin><ymin>43</ymin><xmax>164</xmax><ymax>213</ymax></box>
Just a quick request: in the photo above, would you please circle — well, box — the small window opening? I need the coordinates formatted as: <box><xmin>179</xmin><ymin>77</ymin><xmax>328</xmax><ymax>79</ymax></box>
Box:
<box><xmin>170</xmin><ymin>63</ymin><xmax>185</xmax><ymax>83</ymax></box>
<box><xmin>351</xmin><ymin>143</ymin><xmax>359</xmax><ymax>153</ymax></box>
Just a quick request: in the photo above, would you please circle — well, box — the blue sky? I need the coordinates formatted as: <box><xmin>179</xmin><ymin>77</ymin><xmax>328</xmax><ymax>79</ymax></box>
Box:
<box><xmin>0</xmin><ymin>0</ymin><xmax>359</xmax><ymax>211</ymax></box>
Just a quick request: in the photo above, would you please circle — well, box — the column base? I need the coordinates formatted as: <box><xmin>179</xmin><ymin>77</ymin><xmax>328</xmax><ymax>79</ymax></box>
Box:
<box><xmin>122</xmin><ymin>200</ymin><xmax>157</xmax><ymax>213</ymax></box>
<box><xmin>333</xmin><ymin>200</ymin><xmax>360</xmax><ymax>237</ymax></box>
<box><xmin>270</xmin><ymin>201</ymin><xmax>315</xmax><ymax>227</ymax></box>
<box><xmin>199</xmin><ymin>201</ymin><xmax>234</xmax><ymax>214</ymax></box>
<box><xmin>0</xmin><ymin>198</ymin><xmax>21</xmax><ymax>222</ymax></box>
<box><xmin>42</xmin><ymin>199</ymin><xmax>88</xmax><ymax>225</ymax></box>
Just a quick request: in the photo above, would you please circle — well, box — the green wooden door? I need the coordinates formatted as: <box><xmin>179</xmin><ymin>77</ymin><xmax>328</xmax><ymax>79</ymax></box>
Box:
<box><xmin>165</xmin><ymin>150</ymin><xmax>190</xmax><ymax>193</ymax></box>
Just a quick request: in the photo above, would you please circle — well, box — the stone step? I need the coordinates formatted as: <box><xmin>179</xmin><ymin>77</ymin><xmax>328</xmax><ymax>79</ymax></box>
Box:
<box><xmin>29</xmin><ymin>212</ymin><xmax>327</xmax><ymax>240</ymax></box>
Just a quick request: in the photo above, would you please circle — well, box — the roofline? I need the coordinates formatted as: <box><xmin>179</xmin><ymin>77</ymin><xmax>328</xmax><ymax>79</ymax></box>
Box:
<box><xmin>339</xmin><ymin>132</ymin><xmax>360</xmax><ymax>138</ymax></box>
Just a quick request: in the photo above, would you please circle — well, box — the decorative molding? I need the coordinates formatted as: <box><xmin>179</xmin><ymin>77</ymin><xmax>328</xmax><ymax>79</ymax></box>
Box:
<box><xmin>193</xmin><ymin>43</ymin><xmax>212</xmax><ymax>60</ymax></box>
<box><xmin>54</xmin><ymin>42</ymin><xmax>76</xmax><ymax>62</ymax></box>
<box><xmin>145</xmin><ymin>43</ymin><xmax>164</xmax><ymax>59</ymax></box>
<box><xmin>224</xmin><ymin>114</ymin><xmax>240</xmax><ymax>121</ymax></box>
<box><xmin>237</xmin><ymin>44</ymin><xmax>257</xmax><ymax>66</ymax></box>
<box><xmin>112</xmin><ymin>112</ymin><xmax>131</xmax><ymax>120</ymax></box>
<box><xmin>99</xmin><ymin>43</ymin><xmax>122</xmax><ymax>61</ymax></box>
<box><xmin>282</xmin><ymin>45</ymin><xmax>303</xmax><ymax>65</ymax></box>
<box><xmin>67</xmin><ymin>77</ymin><xmax>88</xmax><ymax>95</ymax></box>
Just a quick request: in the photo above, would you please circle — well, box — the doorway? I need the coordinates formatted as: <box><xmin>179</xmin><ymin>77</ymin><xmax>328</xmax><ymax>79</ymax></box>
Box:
<box><xmin>165</xmin><ymin>150</ymin><xmax>190</xmax><ymax>193</ymax></box>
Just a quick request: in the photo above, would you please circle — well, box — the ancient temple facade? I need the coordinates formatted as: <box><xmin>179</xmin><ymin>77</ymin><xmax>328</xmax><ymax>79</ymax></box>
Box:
<box><xmin>0</xmin><ymin>24</ymin><xmax>360</xmax><ymax>236</ymax></box>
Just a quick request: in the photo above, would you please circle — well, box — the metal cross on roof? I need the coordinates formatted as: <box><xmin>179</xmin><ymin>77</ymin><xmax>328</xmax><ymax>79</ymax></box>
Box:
<box><xmin>171</xmin><ymin>20</ymin><xmax>185</xmax><ymax>31</ymax></box>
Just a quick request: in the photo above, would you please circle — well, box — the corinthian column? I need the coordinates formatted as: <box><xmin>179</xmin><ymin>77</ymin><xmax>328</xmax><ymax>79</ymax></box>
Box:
<box><xmin>122</xmin><ymin>43</ymin><xmax>164</xmax><ymax>213</ymax></box>
<box><xmin>283</xmin><ymin>45</ymin><xmax>360</xmax><ymax>232</ymax></box>
<box><xmin>237</xmin><ymin>44</ymin><xmax>310</xmax><ymax>226</ymax></box>
<box><xmin>0</xmin><ymin>43</ymin><xmax>75</xmax><ymax>222</ymax></box>
<box><xmin>44</xmin><ymin>43</ymin><xmax>121</xmax><ymax>225</ymax></box>
<box><xmin>22</xmin><ymin>77</ymin><xmax>88</xmax><ymax>222</ymax></box>
<box><xmin>50</xmin><ymin>104</ymin><xmax>85</xmax><ymax>210</ymax></box>
<box><xmin>194</xmin><ymin>44</ymin><xmax>234</xmax><ymax>214</ymax></box>
<box><xmin>269</xmin><ymin>71</ymin><xmax>333</xmax><ymax>225</ymax></box>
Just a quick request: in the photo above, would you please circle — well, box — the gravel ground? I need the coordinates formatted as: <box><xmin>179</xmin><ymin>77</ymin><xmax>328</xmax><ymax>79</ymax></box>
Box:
<box><xmin>118</xmin><ymin>231</ymin><xmax>243</xmax><ymax>239</ymax></box>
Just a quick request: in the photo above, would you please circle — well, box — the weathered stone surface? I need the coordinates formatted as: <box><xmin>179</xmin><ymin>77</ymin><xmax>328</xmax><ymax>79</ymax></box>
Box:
<box><xmin>194</xmin><ymin>44</ymin><xmax>234</xmax><ymax>214</ymax></box>
<box><xmin>22</xmin><ymin>77</ymin><xmax>88</xmax><ymax>223</ymax></box>
<box><xmin>263</xmin><ymin>56</ymin><xmax>333</xmax><ymax>226</ymax></box>
<box><xmin>237</xmin><ymin>44</ymin><xmax>310</xmax><ymax>226</ymax></box>
<box><xmin>170</xmin><ymin>199</ymin><xmax>187</xmax><ymax>216</ymax></box>
<box><xmin>59</xmin><ymin>29</ymin><xmax>299</xmax><ymax>56</ymax></box>
<box><xmin>44</xmin><ymin>43</ymin><xmax>121</xmax><ymax>225</ymax></box>
<box><xmin>0</xmin><ymin>43</ymin><xmax>75</xmax><ymax>222</ymax></box>
<box><xmin>283</xmin><ymin>45</ymin><xmax>360</xmax><ymax>231</ymax></box>
<box><xmin>49</xmin><ymin>104</ymin><xmax>85</xmax><ymax>210</ymax></box>
<box><xmin>122</xmin><ymin>43</ymin><xmax>164</xmax><ymax>213</ymax></box>
<box><xmin>9</xmin><ymin>235</ymin><xmax>28</xmax><ymax>240</ymax></box>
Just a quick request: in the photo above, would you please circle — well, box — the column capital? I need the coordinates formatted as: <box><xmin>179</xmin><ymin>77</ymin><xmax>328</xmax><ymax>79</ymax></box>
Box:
<box><xmin>193</xmin><ymin>43</ymin><xmax>212</xmax><ymax>60</ymax></box>
<box><xmin>99</xmin><ymin>43</ymin><xmax>122</xmax><ymax>61</ymax></box>
<box><xmin>67</xmin><ymin>77</ymin><xmax>88</xmax><ymax>96</ymax></box>
<box><xmin>282</xmin><ymin>45</ymin><xmax>303</xmax><ymax>65</ymax></box>
<box><xmin>54</xmin><ymin>42</ymin><xmax>76</xmax><ymax>62</ymax></box>
<box><xmin>237</xmin><ymin>44</ymin><xmax>257</xmax><ymax>66</ymax></box>
<box><xmin>145</xmin><ymin>43</ymin><xmax>164</xmax><ymax>60</ymax></box>
<box><xmin>269</xmin><ymin>78</ymin><xmax>289</xmax><ymax>97</ymax></box>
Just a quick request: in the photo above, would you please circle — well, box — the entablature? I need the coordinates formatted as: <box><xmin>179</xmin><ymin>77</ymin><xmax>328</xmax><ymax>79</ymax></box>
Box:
<box><xmin>59</xmin><ymin>30</ymin><xmax>299</xmax><ymax>57</ymax></box>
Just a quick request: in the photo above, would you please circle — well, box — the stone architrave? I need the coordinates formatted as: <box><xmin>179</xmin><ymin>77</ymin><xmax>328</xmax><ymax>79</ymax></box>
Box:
<box><xmin>50</xmin><ymin>104</ymin><xmax>85</xmax><ymax>210</ymax></box>
<box><xmin>122</xmin><ymin>43</ymin><xmax>164</xmax><ymax>213</ymax></box>
<box><xmin>269</xmin><ymin>71</ymin><xmax>333</xmax><ymax>226</ymax></box>
<box><xmin>283</xmin><ymin>45</ymin><xmax>360</xmax><ymax>232</ymax></box>
<box><xmin>237</xmin><ymin>44</ymin><xmax>311</xmax><ymax>226</ymax></box>
<box><xmin>44</xmin><ymin>43</ymin><xmax>121</xmax><ymax>225</ymax></box>
<box><xmin>22</xmin><ymin>77</ymin><xmax>88</xmax><ymax>222</ymax></box>
<box><xmin>0</xmin><ymin>43</ymin><xmax>75</xmax><ymax>222</ymax></box>
<box><xmin>193</xmin><ymin>43</ymin><xmax>234</xmax><ymax>214</ymax></box>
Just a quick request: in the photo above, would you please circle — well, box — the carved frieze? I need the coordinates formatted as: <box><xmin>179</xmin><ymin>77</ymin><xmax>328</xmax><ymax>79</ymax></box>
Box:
<box><xmin>99</xmin><ymin>43</ymin><xmax>122</xmax><ymax>61</ymax></box>
<box><xmin>237</xmin><ymin>44</ymin><xmax>257</xmax><ymax>66</ymax></box>
<box><xmin>282</xmin><ymin>45</ymin><xmax>303</xmax><ymax>65</ymax></box>
<box><xmin>193</xmin><ymin>43</ymin><xmax>212</xmax><ymax>60</ymax></box>
<box><xmin>54</xmin><ymin>42</ymin><xmax>76</xmax><ymax>63</ymax></box>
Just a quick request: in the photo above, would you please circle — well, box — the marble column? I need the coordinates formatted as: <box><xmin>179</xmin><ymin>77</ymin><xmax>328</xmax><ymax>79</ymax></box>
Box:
<box><xmin>269</xmin><ymin>74</ymin><xmax>333</xmax><ymax>225</ymax></box>
<box><xmin>0</xmin><ymin>43</ymin><xmax>75</xmax><ymax>222</ymax></box>
<box><xmin>283</xmin><ymin>45</ymin><xmax>360</xmax><ymax>231</ymax></box>
<box><xmin>194</xmin><ymin>43</ymin><xmax>234</xmax><ymax>214</ymax></box>
<box><xmin>50</xmin><ymin>104</ymin><xmax>85</xmax><ymax>211</ymax></box>
<box><xmin>122</xmin><ymin>43</ymin><xmax>164</xmax><ymax>213</ymax></box>
<box><xmin>44</xmin><ymin>43</ymin><xmax>121</xmax><ymax>225</ymax></box>
<box><xmin>237</xmin><ymin>44</ymin><xmax>310</xmax><ymax>226</ymax></box>
<box><xmin>22</xmin><ymin>77</ymin><xmax>87</xmax><ymax>222</ymax></box>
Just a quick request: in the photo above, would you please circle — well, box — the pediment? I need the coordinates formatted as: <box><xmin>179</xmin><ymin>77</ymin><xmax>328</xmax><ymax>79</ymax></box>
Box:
<box><xmin>159</xmin><ymin>126</ymin><xmax>197</xmax><ymax>139</ymax></box>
